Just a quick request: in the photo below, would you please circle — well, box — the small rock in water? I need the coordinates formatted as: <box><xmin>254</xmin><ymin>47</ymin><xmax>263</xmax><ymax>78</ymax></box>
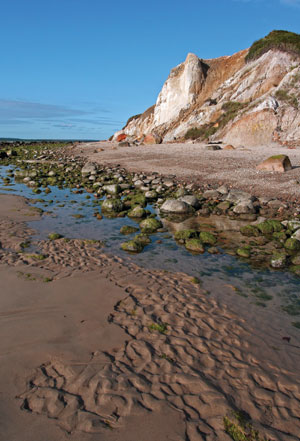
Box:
<box><xmin>160</xmin><ymin>199</ymin><xmax>194</xmax><ymax>214</ymax></box>
<box><xmin>270</xmin><ymin>252</ymin><xmax>287</xmax><ymax>269</ymax></box>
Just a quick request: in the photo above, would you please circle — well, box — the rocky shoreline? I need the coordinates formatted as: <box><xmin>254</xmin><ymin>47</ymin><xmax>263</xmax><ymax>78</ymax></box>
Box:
<box><xmin>3</xmin><ymin>141</ymin><xmax>300</xmax><ymax>274</ymax></box>
<box><xmin>1</xmin><ymin>141</ymin><xmax>300</xmax><ymax>441</ymax></box>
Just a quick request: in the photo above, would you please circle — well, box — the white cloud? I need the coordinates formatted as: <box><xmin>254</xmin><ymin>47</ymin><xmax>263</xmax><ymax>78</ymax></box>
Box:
<box><xmin>0</xmin><ymin>99</ymin><xmax>87</xmax><ymax>119</ymax></box>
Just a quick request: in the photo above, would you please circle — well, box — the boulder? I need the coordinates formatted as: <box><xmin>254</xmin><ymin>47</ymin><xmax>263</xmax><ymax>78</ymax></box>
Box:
<box><xmin>120</xmin><ymin>225</ymin><xmax>139</xmax><ymax>235</ymax></box>
<box><xmin>240</xmin><ymin>225</ymin><xmax>260</xmax><ymax>237</ymax></box>
<box><xmin>216</xmin><ymin>185</ymin><xmax>228</xmax><ymax>195</ymax></box>
<box><xmin>143</xmin><ymin>134</ymin><xmax>162</xmax><ymax>145</ymax></box>
<box><xmin>160</xmin><ymin>199</ymin><xmax>194</xmax><ymax>214</ymax></box>
<box><xmin>282</xmin><ymin>220</ymin><xmax>300</xmax><ymax>232</ymax></box>
<box><xmin>237</xmin><ymin>247</ymin><xmax>251</xmax><ymax>258</ymax></box>
<box><xmin>139</xmin><ymin>217</ymin><xmax>162</xmax><ymax>233</ymax></box>
<box><xmin>203</xmin><ymin>189</ymin><xmax>220</xmax><ymax>199</ymax></box>
<box><xmin>256</xmin><ymin>155</ymin><xmax>292</xmax><ymax>173</ymax></box>
<box><xmin>233</xmin><ymin>201</ymin><xmax>256</xmax><ymax>214</ymax></box>
<box><xmin>119</xmin><ymin>141</ymin><xmax>130</xmax><ymax>147</ymax></box>
<box><xmin>116</xmin><ymin>133</ymin><xmax>127</xmax><ymax>142</ymax></box>
<box><xmin>217</xmin><ymin>201</ymin><xmax>231</xmax><ymax>212</ymax></box>
<box><xmin>121</xmin><ymin>240</ymin><xmax>143</xmax><ymax>253</ymax></box>
<box><xmin>81</xmin><ymin>162</ymin><xmax>97</xmax><ymax>176</ymax></box>
<box><xmin>223</xmin><ymin>144</ymin><xmax>235</xmax><ymax>150</ymax></box>
<box><xmin>128</xmin><ymin>206</ymin><xmax>146</xmax><ymax>218</ymax></box>
<box><xmin>292</xmin><ymin>229</ymin><xmax>300</xmax><ymax>241</ymax></box>
<box><xmin>199</xmin><ymin>231</ymin><xmax>217</xmax><ymax>245</ymax></box>
<box><xmin>185</xmin><ymin>239</ymin><xmax>205</xmax><ymax>253</ymax></box>
<box><xmin>284</xmin><ymin>238</ymin><xmax>300</xmax><ymax>252</ymax></box>
<box><xmin>178</xmin><ymin>195</ymin><xmax>200</xmax><ymax>209</ymax></box>
<box><xmin>101</xmin><ymin>199</ymin><xmax>123</xmax><ymax>212</ymax></box>
<box><xmin>205</xmin><ymin>145</ymin><xmax>222</xmax><ymax>151</ymax></box>
<box><xmin>270</xmin><ymin>252</ymin><xmax>287</xmax><ymax>269</ymax></box>
<box><xmin>291</xmin><ymin>254</ymin><xmax>300</xmax><ymax>265</ymax></box>
<box><xmin>6</xmin><ymin>149</ymin><xmax>17</xmax><ymax>156</ymax></box>
<box><xmin>174</xmin><ymin>230</ymin><xmax>197</xmax><ymax>241</ymax></box>
<box><xmin>226</xmin><ymin>190</ymin><xmax>254</xmax><ymax>204</ymax></box>
<box><xmin>134</xmin><ymin>234</ymin><xmax>151</xmax><ymax>245</ymax></box>
<box><xmin>145</xmin><ymin>190</ymin><xmax>158</xmax><ymax>200</ymax></box>
<box><xmin>103</xmin><ymin>184</ymin><xmax>120</xmax><ymax>195</ymax></box>
<box><xmin>174</xmin><ymin>188</ymin><xmax>187</xmax><ymax>198</ymax></box>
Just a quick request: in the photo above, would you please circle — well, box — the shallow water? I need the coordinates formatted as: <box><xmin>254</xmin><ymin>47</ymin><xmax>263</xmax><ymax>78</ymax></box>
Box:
<box><xmin>1</xmin><ymin>165</ymin><xmax>300</xmax><ymax>328</ymax></box>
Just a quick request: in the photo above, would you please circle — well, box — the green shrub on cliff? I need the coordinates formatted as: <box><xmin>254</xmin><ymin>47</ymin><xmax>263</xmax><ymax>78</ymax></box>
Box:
<box><xmin>184</xmin><ymin>101</ymin><xmax>247</xmax><ymax>140</ymax></box>
<box><xmin>184</xmin><ymin>125</ymin><xmax>217</xmax><ymax>140</ymax></box>
<box><xmin>246</xmin><ymin>30</ymin><xmax>300</xmax><ymax>62</ymax></box>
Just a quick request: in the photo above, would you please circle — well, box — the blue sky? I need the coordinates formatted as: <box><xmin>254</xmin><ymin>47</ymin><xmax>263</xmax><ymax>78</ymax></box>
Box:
<box><xmin>0</xmin><ymin>0</ymin><xmax>299</xmax><ymax>140</ymax></box>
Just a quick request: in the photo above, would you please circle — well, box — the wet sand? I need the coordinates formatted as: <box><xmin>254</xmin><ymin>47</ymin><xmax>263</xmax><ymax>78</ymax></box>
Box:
<box><xmin>1</xmin><ymin>194</ymin><xmax>300</xmax><ymax>441</ymax></box>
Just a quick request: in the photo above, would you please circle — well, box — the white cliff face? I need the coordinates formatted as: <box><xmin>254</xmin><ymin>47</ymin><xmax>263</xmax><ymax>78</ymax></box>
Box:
<box><xmin>114</xmin><ymin>48</ymin><xmax>300</xmax><ymax>145</ymax></box>
<box><xmin>153</xmin><ymin>53</ymin><xmax>207</xmax><ymax>126</ymax></box>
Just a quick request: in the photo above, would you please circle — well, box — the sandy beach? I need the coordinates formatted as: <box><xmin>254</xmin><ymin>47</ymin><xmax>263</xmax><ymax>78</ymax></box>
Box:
<box><xmin>0</xmin><ymin>190</ymin><xmax>300</xmax><ymax>441</ymax></box>
<box><xmin>71</xmin><ymin>141</ymin><xmax>300</xmax><ymax>201</ymax></box>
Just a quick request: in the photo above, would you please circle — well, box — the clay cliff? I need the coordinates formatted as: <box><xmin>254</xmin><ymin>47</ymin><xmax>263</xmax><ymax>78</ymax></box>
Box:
<box><xmin>113</xmin><ymin>31</ymin><xmax>300</xmax><ymax>146</ymax></box>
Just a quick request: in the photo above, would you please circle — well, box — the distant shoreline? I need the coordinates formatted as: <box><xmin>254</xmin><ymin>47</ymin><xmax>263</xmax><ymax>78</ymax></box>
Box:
<box><xmin>0</xmin><ymin>138</ymin><xmax>99</xmax><ymax>142</ymax></box>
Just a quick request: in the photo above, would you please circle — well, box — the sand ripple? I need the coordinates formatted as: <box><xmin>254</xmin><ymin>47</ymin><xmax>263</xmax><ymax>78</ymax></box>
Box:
<box><xmin>17</xmin><ymin>242</ymin><xmax>300</xmax><ymax>440</ymax></box>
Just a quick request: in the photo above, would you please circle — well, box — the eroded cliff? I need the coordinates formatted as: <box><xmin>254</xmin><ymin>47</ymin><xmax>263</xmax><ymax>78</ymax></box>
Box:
<box><xmin>113</xmin><ymin>31</ymin><xmax>300</xmax><ymax>146</ymax></box>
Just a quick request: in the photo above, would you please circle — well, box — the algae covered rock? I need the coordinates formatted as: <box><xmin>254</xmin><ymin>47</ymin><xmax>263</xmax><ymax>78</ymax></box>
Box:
<box><xmin>257</xmin><ymin>221</ymin><xmax>274</xmax><ymax>235</ymax></box>
<box><xmin>134</xmin><ymin>234</ymin><xmax>151</xmax><ymax>245</ymax></box>
<box><xmin>267</xmin><ymin>219</ymin><xmax>284</xmax><ymax>232</ymax></box>
<box><xmin>139</xmin><ymin>217</ymin><xmax>162</xmax><ymax>233</ymax></box>
<box><xmin>291</xmin><ymin>254</ymin><xmax>300</xmax><ymax>265</ymax></box>
<box><xmin>174</xmin><ymin>229</ymin><xmax>197</xmax><ymax>241</ymax></box>
<box><xmin>199</xmin><ymin>231</ymin><xmax>217</xmax><ymax>245</ymax></box>
<box><xmin>289</xmin><ymin>265</ymin><xmax>300</xmax><ymax>276</ymax></box>
<box><xmin>120</xmin><ymin>225</ymin><xmax>139</xmax><ymax>235</ymax></box>
<box><xmin>174</xmin><ymin>188</ymin><xmax>187</xmax><ymax>198</ymax></box>
<box><xmin>240</xmin><ymin>225</ymin><xmax>260</xmax><ymax>237</ymax></box>
<box><xmin>124</xmin><ymin>193</ymin><xmax>147</xmax><ymax>207</ymax></box>
<box><xmin>103</xmin><ymin>184</ymin><xmax>120</xmax><ymax>195</ymax></box>
<box><xmin>284</xmin><ymin>238</ymin><xmax>300</xmax><ymax>252</ymax></box>
<box><xmin>185</xmin><ymin>239</ymin><xmax>205</xmax><ymax>253</ymax></box>
<box><xmin>121</xmin><ymin>240</ymin><xmax>143</xmax><ymax>253</ymax></box>
<box><xmin>217</xmin><ymin>201</ymin><xmax>231</xmax><ymax>212</ymax></box>
<box><xmin>48</xmin><ymin>232</ymin><xmax>63</xmax><ymax>240</ymax></box>
<box><xmin>101</xmin><ymin>198</ymin><xmax>124</xmax><ymax>212</ymax></box>
<box><xmin>236</xmin><ymin>247</ymin><xmax>251</xmax><ymax>258</ymax></box>
<box><xmin>128</xmin><ymin>206</ymin><xmax>146</xmax><ymax>218</ymax></box>
<box><xmin>207</xmin><ymin>246</ymin><xmax>219</xmax><ymax>254</ymax></box>
<box><xmin>273</xmin><ymin>231</ymin><xmax>287</xmax><ymax>242</ymax></box>
<box><xmin>270</xmin><ymin>252</ymin><xmax>287</xmax><ymax>268</ymax></box>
